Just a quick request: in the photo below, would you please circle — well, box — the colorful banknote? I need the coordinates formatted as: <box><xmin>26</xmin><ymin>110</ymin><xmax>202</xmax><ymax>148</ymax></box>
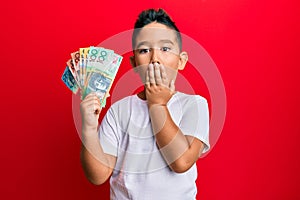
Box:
<box><xmin>66</xmin><ymin>59</ymin><xmax>80</xmax><ymax>86</ymax></box>
<box><xmin>83</xmin><ymin>72</ymin><xmax>112</xmax><ymax>100</ymax></box>
<box><xmin>79</xmin><ymin>47</ymin><xmax>90</xmax><ymax>87</ymax></box>
<box><xmin>61</xmin><ymin>66</ymin><xmax>79</xmax><ymax>94</ymax></box>
<box><xmin>87</xmin><ymin>47</ymin><xmax>114</xmax><ymax>74</ymax></box>
<box><xmin>61</xmin><ymin>46</ymin><xmax>123</xmax><ymax>107</ymax></box>
<box><xmin>70</xmin><ymin>51</ymin><xmax>80</xmax><ymax>86</ymax></box>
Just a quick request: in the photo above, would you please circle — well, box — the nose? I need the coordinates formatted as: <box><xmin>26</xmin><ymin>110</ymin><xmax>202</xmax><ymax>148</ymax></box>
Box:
<box><xmin>150</xmin><ymin>48</ymin><xmax>160</xmax><ymax>64</ymax></box>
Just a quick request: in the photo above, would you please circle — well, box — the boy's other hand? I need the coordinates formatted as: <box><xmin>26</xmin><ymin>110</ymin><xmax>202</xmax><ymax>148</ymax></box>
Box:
<box><xmin>80</xmin><ymin>93</ymin><xmax>102</xmax><ymax>131</ymax></box>
<box><xmin>145</xmin><ymin>63</ymin><xmax>175</xmax><ymax>107</ymax></box>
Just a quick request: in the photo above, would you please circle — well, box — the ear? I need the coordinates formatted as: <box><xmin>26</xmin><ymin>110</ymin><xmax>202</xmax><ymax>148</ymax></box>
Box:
<box><xmin>130</xmin><ymin>55</ymin><xmax>138</xmax><ymax>72</ymax></box>
<box><xmin>178</xmin><ymin>51</ymin><xmax>188</xmax><ymax>70</ymax></box>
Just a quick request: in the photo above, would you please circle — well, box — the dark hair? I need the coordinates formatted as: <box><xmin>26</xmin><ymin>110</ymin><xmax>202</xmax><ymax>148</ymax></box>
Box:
<box><xmin>132</xmin><ymin>8</ymin><xmax>182</xmax><ymax>51</ymax></box>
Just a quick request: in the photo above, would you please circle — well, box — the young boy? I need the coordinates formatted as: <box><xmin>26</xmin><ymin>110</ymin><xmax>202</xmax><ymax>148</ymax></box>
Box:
<box><xmin>80</xmin><ymin>8</ymin><xmax>210</xmax><ymax>199</ymax></box>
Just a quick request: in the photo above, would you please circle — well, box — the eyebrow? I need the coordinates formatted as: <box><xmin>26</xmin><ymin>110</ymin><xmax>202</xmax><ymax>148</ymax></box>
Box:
<box><xmin>136</xmin><ymin>41</ymin><xmax>151</xmax><ymax>49</ymax></box>
<box><xmin>158</xmin><ymin>40</ymin><xmax>175</xmax><ymax>45</ymax></box>
<box><xmin>136</xmin><ymin>39</ymin><xmax>175</xmax><ymax>49</ymax></box>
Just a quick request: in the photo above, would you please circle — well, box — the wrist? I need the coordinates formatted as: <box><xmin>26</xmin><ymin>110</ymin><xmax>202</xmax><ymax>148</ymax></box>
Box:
<box><xmin>147</xmin><ymin>103</ymin><xmax>167</xmax><ymax>109</ymax></box>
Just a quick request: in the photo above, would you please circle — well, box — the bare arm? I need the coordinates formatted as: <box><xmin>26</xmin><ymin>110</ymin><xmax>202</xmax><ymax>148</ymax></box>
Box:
<box><xmin>149</xmin><ymin>105</ymin><xmax>204</xmax><ymax>173</ymax></box>
<box><xmin>146</xmin><ymin>63</ymin><xmax>205</xmax><ymax>173</ymax></box>
<box><xmin>80</xmin><ymin>93</ymin><xmax>116</xmax><ymax>185</ymax></box>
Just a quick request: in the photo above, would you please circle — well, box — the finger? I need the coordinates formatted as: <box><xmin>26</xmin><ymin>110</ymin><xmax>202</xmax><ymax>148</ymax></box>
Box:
<box><xmin>160</xmin><ymin>64</ymin><xmax>168</xmax><ymax>86</ymax></box>
<box><xmin>154</xmin><ymin>63</ymin><xmax>162</xmax><ymax>85</ymax></box>
<box><xmin>93</xmin><ymin>105</ymin><xmax>101</xmax><ymax>115</ymax></box>
<box><xmin>81</xmin><ymin>96</ymin><xmax>101</xmax><ymax>108</ymax></box>
<box><xmin>145</xmin><ymin>69</ymin><xmax>150</xmax><ymax>88</ymax></box>
<box><xmin>148</xmin><ymin>64</ymin><xmax>155</xmax><ymax>85</ymax></box>
<box><xmin>94</xmin><ymin>106</ymin><xmax>101</xmax><ymax>115</ymax></box>
<box><xmin>169</xmin><ymin>79</ymin><xmax>175</xmax><ymax>93</ymax></box>
<box><xmin>85</xmin><ymin>102</ymin><xmax>101</xmax><ymax>114</ymax></box>
<box><xmin>83</xmin><ymin>92</ymin><xmax>97</xmax><ymax>101</ymax></box>
<box><xmin>92</xmin><ymin>100</ymin><xmax>101</xmax><ymax>114</ymax></box>
<box><xmin>83</xmin><ymin>94</ymin><xmax>100</xmax><ymax>104</ymax></box>
<box><xmin>83</xmin><ymin>99</ymin><xmax>101</xmax><ymax>109</ymax></box>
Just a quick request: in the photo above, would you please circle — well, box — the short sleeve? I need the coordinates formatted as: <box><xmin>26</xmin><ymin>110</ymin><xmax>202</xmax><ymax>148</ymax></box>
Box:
<box><xmin>99</xmin><ymin>108</ymin><xmax>119</xmax><ymax>157</ymax></box>
<box><xmin>179</xmin><ymin>96</ymin><xmax>210</xmax><ymax>153</ymax></box>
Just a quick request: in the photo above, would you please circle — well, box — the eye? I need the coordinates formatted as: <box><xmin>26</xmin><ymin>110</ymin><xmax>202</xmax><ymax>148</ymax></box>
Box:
<box><xmin>161</xmin><ymin>47</ymin><xmax>171</xmax><ymax>52</ymax></box>
<box><xmin>138</xmin><ymin>48</ymin><xmax>150</xmax><ymax>54</ymax></box>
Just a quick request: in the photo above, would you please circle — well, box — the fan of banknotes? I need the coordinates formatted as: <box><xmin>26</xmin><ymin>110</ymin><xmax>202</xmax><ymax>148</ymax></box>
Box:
<box><xmin>61</xmin><ymin>46</ymin><xmax>123</xmax><ymax>107</ymax></box>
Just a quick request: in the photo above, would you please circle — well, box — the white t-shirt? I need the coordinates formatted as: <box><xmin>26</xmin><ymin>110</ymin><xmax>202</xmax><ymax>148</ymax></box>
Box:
<box><xmin>99</xmin><ymin>92</ymin><xmax>210</xmax><ymax>200</ymax></box>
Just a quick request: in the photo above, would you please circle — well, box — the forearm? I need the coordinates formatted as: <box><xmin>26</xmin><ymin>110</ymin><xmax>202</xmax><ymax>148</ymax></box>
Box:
<box><xmin>80</xmin><ymin>127</ymin><xmax>115</xmax><ymax>185</ymax></box>
<box><xmin>145</xmin><ymin>63</ymin><xmax>204</xmax><ymax>172</ymax></box>
<box><xmin>149</xmin><ymin>105</ymin><xmax>202</xmax><ymax>172</ymax></box>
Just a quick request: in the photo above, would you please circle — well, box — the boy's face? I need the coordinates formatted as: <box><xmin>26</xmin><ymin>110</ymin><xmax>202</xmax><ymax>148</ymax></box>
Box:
<box><xmin>131</xmin><ymin>22</ymin><xmax>188</xmax><ymax>84</ymax></box>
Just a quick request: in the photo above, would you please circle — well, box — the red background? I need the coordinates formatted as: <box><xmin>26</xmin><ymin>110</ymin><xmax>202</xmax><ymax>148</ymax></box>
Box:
<box><xmin>1</xmin><ymin>0</ymin><xmax>299</xmax><ymax>199</ymax></box>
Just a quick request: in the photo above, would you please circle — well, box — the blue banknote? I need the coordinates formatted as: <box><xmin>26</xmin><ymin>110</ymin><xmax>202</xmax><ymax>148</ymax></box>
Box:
<box><xmin>83</xmin><ymin>72</ymin><xmax>112</xmax><ymax>101</ymax></box>
<box><xmin>61</xmin><ymin>66</ymin><xmax>79</xmax><ymax>94</ymax></box>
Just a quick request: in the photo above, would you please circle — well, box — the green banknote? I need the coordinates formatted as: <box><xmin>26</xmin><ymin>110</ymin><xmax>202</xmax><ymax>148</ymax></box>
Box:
<box><xmin>86</xmin><ymin>47</ymin><xmax>114</xmax><ymax>74</ymax></box>
<box><xmin>62</xmin><ymin>46</ymin><xmax>123</xmax><ymax>108</ymax></box>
